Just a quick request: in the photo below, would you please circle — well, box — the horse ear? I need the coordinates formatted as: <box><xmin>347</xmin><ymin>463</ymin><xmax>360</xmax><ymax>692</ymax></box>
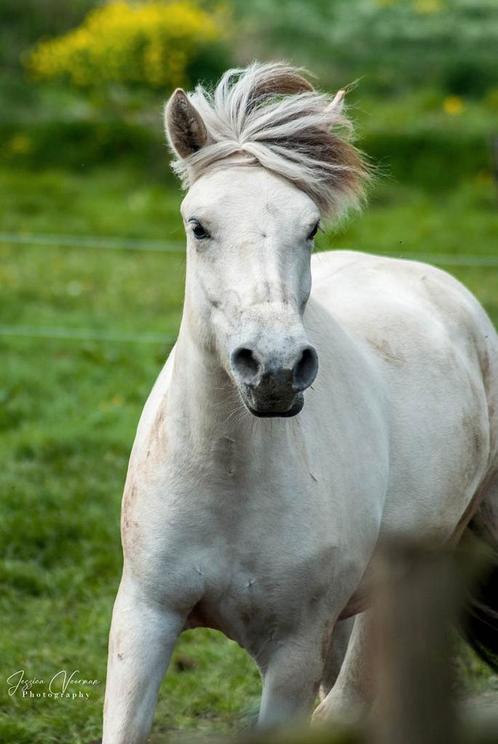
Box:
<box><xmin>164</xmin><ymin>88</ymin><xmax>208</xmax><ymax>159</ymax></box>
<box><xmin>325</xmin><ymin>89</ymin><xmax>346</xmax><ymax>117</ymax></box>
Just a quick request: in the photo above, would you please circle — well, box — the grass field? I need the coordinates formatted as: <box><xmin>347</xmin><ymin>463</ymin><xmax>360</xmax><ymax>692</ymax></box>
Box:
<box><xmin>1</xmin><ymin>164</ymin><xmax>498</xmax><ymax>743</ymax></box>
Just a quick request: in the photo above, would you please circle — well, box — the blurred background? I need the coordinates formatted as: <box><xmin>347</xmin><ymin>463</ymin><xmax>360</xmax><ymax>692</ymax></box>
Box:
<box><xmin>0</xmin><ymin>1</ymin><xmax>497</xmax><ymax>742</ymax></box>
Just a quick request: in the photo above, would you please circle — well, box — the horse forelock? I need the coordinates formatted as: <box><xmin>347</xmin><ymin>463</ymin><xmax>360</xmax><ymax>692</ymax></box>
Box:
<box><xmin>169</xmin><ymin>62</ymin><xmax>370</xmax><ymax>219</ymax></box>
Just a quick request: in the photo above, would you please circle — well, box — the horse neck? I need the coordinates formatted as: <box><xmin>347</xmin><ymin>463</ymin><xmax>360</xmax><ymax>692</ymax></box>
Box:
<box><xmin>167</xmin><ymin>308</ymin><xmax>253</xmax><ymax>447</ymax></box>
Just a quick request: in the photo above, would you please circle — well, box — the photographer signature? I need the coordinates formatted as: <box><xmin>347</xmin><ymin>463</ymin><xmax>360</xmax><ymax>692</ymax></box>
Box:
<box><xmin>7</xmin><ymin>669</ymin><xmax>100</xmax><ymax>699</ymax></box>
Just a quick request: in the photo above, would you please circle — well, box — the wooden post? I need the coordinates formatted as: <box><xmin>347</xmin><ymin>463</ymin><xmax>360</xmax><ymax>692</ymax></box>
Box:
<box><xmin>369</xmin><ymin>540</ymin><xmax>462</xmax><ymax>744</ymax></box>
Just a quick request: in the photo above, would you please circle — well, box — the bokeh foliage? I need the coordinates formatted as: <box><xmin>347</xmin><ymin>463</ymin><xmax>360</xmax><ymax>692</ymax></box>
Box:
<box><xmin>17</xmin><ymin>0</ymin><xmax>498</xmax><ymax>98</ymax></box>
<box><xmin>231</xmin><ymin>0</ymin><xmax>498</xmax><ymax>94</ymax></box>
<box><xmin>0</xmin><ymin>0</ymin><xmax>494</xmax><ymax>195</ymax></box>
<box><xmin>28</xmin><ymin>1</ymin><xmax>230</xmax><ymax>92</ymax></box>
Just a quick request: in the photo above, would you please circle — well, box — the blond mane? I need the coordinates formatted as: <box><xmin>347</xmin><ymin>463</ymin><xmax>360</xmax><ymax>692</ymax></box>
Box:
<box><xmin>167</xmin><ymin>62</ymin><xmax>369</xmax><ymax>218</ymax></box>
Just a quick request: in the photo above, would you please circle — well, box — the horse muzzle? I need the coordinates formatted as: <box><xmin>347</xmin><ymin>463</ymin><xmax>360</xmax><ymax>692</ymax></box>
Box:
<box><xmin>230</xmin><ymin>343</ymin><xmax>318</xmax><ymax>418</ymax></box>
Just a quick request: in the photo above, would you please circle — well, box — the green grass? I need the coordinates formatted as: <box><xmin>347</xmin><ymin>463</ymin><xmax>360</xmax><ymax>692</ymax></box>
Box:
<box><xmin>1</xmin><ymin>164</ymin><xmax>497</xmax><ymax>743</ymax></box>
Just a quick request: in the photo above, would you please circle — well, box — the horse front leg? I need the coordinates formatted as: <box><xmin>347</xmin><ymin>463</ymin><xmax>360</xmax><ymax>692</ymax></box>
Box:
<box><xmin>102</xmin><ymin>574</ymin><xmax>184</xmax><ymax>744</ymax></box>
<box><xmin>319</xmin><ymin>617</ymin><xmax>354</xmax><ymax>700</ymax></box>
<box><xmin>313</xmin><ymin>611</ymin><xmax>372</xmax><ymax>725</ymax></box>
<box><xmin>257</xmin><ymin>627</ymin><xmax>327</xmax><ymax>728</ymax></box>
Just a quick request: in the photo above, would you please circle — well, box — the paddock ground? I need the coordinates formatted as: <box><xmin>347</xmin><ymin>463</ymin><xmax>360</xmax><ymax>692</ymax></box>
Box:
<box><xmin>1</xmin><ymin>165</ymin><xmax>497</xmax><ymax>743</ymax></box>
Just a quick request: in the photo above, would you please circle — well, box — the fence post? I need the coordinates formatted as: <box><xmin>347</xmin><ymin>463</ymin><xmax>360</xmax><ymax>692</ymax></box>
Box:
<box><xmin>369</xmin><ymin>540</ymin><xmax>462</xmax><ymax>744</ymax></box>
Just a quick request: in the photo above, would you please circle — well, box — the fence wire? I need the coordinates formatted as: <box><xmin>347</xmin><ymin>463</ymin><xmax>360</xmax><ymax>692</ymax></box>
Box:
<box><xmin>0</xmin><ymin>325</ymin><xmax>175</xmax><ymax>345</ymax></box>
<box><xmin>2</xmin><ymin>231</ymin><xmax>498</xmax><ymax>346</ymax></box>
<box><xmin>2</xmin><ymin>231</ymin><xmax>498</xmax><ymax>266</ymax></box>
<box><xmin>0</xmin><ymin>231</ymin><xmax>184</xmax><ymax>254</ymax></box>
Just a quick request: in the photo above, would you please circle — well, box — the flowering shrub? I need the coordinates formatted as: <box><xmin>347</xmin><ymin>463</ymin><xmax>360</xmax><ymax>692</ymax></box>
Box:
<box><xmin>28</xmin><ymin>1</ymin><xmax>229</xmax><ymax>91</ymax></box>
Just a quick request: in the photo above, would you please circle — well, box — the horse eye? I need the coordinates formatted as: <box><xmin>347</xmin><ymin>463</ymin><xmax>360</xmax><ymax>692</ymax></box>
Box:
<box><xmin>189</xmin><ymin>219</ymin><xmax>210</xmax><ymax>240</ymax></box>
<box><xmin>307</xmin><ymin>221</ymin><xmax>320</xmax><ymax>241</ymax></box>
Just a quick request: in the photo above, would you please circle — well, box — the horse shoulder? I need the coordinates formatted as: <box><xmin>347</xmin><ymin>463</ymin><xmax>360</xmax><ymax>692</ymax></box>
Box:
<box><xmin>121</xmin><ymin>350</ymin><xmax>177</xmax><ymax>563</ymax></box>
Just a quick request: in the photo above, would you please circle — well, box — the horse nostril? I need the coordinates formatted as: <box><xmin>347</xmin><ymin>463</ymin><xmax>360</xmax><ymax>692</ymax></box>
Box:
<box><xmin>231</xmin><ymin>346</ymin><xmax>261</xmax><ymax>385</ymax></box>
<box><xmin>293</xmin><ymin>346</ymin><xmax>318</xmax><ymax>391</ymax></box>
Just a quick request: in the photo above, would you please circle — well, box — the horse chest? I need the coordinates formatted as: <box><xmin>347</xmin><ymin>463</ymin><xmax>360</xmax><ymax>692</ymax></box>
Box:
<box><xmin>131</xmin><ymin>437</ymin><xmax>374</xmax><ymax>646</ymax></box>
<box><xmin>175</xmin><ymin>496</ymin><xmax>349</xmax><ymax>650</ymax></box>
<box><xmin>184</xmin><ymin>551</ymin><xmax>337</xmax><ymax>653</ymax></box>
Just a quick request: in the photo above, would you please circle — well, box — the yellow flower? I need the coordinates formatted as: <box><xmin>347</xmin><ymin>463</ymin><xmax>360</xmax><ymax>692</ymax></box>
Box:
<box><xmin>27</xmin><ymin>1</ymin><xmax>229</xmax><ymax>90</ymax></box>
<box><xmin>443</xmin><ymin>96</ymin><xmax>464</xmax><ymax>115</ymax></box>
<box><xmin>414</xmin><ymin>0</ymin><xmax>443</xmax><ymax>13</ymax></box>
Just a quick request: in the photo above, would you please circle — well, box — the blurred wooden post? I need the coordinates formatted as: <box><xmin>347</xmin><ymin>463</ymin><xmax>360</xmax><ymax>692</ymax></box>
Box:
<box><xmin>369</xmin><ymin>540</ymin><xmax>462</xmax><ymax>744</ymax></box>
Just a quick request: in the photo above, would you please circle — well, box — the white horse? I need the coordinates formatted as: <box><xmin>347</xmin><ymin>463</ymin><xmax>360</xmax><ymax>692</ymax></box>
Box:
<box><xmin>102</xmin><ymin>63</ymin><xmax>498</xmax><ymax>743</ymax></box>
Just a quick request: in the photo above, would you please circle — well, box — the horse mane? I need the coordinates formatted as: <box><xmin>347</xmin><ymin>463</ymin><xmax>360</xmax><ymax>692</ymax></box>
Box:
<box><xmin>168</xmin><ymin>62</ymin><xmax>370</xmax><ymax>218</ymax></box>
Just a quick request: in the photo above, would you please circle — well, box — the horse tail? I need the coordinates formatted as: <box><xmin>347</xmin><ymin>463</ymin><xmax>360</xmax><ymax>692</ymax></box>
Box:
<box><xmin>461</xmin><ymin>485</ymin><xmax>498</xmax><ymax>672</ymax></box>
